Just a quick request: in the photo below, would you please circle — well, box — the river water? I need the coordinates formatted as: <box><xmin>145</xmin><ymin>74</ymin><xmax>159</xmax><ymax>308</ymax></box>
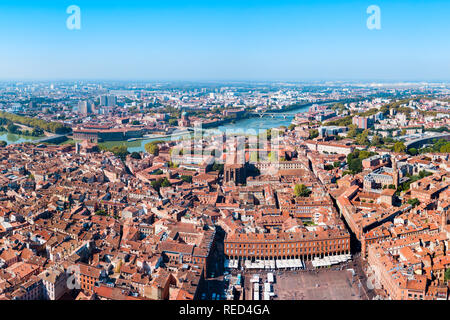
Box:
<box><xmin>0</xmin><ymin>132</ymin><xmax>41</xmax><ymax>144</ymax></box>
<box><xmin>0</xmin><ymin>104</ymin><xmax>311</xmax><ymax>153</ymax></box>
<box><xmin>105</xmin><ymin>104</ymin><xmax>312</xmax><ymax>153</ymax></box>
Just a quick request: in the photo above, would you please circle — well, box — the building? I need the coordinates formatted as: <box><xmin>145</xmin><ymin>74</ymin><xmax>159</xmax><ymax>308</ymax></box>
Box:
<box><xmin>99</xmin><ymin>94</ymin><xmax>117</xmax><ymax>107</ymax></box>
<box><xmin>78</xmin><ymin>101</ymin><xmax>94</xmax><ymax>115</ymax></box>
<box><xmin>224</xmin><ymin>163</ymin><xmax>246</xmax><ymax>185</ymax></box>
<box><xmin>225</xmin><ymin>230</ymin><xmax>350</xmax><ymax>262</ymax></box>
<box><xmin>39</xmin><ymin>267</ymin><xmax>68</xmax><ymax>300</ymax></box>
<box><xmin>76</xmin><ymin>263</ymin><xmax>103</xmax><ymax>293</ymax></box>
<box><xmin>352</xmin><ymin>116</ymin><xmax>373</xmax><ymax>130</ymax></box>
<box><xmin>180</xmin><ymin>112</ymin><xmax>191</xmax><ymax>128</ymax></box>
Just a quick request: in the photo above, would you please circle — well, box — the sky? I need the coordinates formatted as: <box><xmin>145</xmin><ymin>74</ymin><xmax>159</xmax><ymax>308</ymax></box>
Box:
<box><xmin>0</xmin><ymin>0</ymin><xmax>449</xmax><ymax>81</ymax></box>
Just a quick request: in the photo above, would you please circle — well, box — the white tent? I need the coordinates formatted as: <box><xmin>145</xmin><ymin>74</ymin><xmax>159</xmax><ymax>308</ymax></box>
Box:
<box><xmin>270</xmin><ymin>260</ymin><xmax>276</xmax><ymax>270</ymax></box>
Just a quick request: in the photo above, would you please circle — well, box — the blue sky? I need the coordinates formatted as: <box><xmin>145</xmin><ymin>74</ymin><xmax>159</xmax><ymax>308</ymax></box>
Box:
<box><xmin>0</xmin><ymin>0</ymin><xmax>448</xmax><ymax>81</ymax></box>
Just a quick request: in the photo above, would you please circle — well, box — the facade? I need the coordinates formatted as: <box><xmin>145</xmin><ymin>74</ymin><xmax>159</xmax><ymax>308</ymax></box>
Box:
<box><xmin>352</xmin><ymin>116</ymin><xmax>373</xmax><ymax>129</ymax></box>
<box><xmin>224</xmin><ymin>163</ymin><xmax>246</xmax><ymax>185</ymax></box>
<box><xmin>225</xmin><ymin>230</ymin><xmax>350</xmax><ymax>261</ymax></box>
<box><xmin>39</xmin><ymin>267</ymin><xmax>68</xmax><ymax>300</ymax></box>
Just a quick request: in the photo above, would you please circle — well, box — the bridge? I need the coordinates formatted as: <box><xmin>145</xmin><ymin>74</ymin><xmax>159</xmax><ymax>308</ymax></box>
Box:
<box><xmin>404</xmin><ymin>133</ymin><xmax>450</xmax><ymax>149</ymax></box>
<box><xmin>33</xmin><ymin>134</ymin><xmax>68</xmax><ymax>144</ymax></box>
<box><xmin>251</xmin><ymin>112</ymin><xmax>293</xmax><ymax>119</ymax></box>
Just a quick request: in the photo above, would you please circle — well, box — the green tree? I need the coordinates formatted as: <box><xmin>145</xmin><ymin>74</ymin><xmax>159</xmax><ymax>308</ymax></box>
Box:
<box><xmin>106</xmin><ymin>145</ymin><xmax>129</xmax><ymax>161</ymax></box>
<box><xmin>95</xmin><ymin>209</ymin><xmax>107</xmax><ymax>216</ymax></box>
<box><xmin>130</xmin><ymin>152</ymin><xmax>141</xmax><ymax>159</ymax></box>
<box><xmin>407</xmin><ymin>198</ymin><xmax>420</xmax><ymax>207</ymax></box>
<box><xmin>394</xmin><ymin>141</ymin><xmax>406</xmax><ymax>153</ymax></box>
<box><xmin>418</xmin><ymin>170</ymin><xmax>432</xmax><ymax>179</ymax></box>
<box><xmin>356</xmin><ymin>130</ymin><xmax>370</xmax><ymax>146</ymax></box>
<box><xmin>151</xmin><ymin>178</ymin><xmax>170</xmax><ymax>192</ymax></box>
<box><xmin>161</xmin><ymin>177</ymin><xmax>171</xmax><ymax>188</ymax></box>
<box><xmin>145</xmin><ymin>142</ymin><xmax>160</xmax><ymax>156</ymax></box>
<box><xmin>212</xmin><ymin>163</ymin><xmax>224</xmax><ymax>174</ymax></box>
<box><xmin>309</xmin><ymin>129</ymin><xmax>319</xmax><ymax>139</ymax></box>
<box><xmin>349</xmin><ymin>158</ymin><xmax>363</xmax><ymax>174</ymax></box>
<box><xmin>181</xmin><ymin>175</ymin><xmax>193</xmax><ymax>183</ymax></box>
<box><xmin>408</xmin><ymin>148</ymin><xmax>418</xmax><ymax>156</ymax></box>
<box><xmin>294</xmin><ymin>184</ymin><xmax>312</xmax><ymax>197</ymax></box>
<box><xmin>445</xmin><ymin>268</ymin><xmax>450</xmax><ymax>282</ymax></box>
<box><xmin>7</xmin><ymin>123</ymin><xmax>20</xmax><ymax>134</ymax></box>
<box><xmin>346</xmin><ymin>125</ymin><xmax>358</xmax><ymax>138</ymax></box>
<box><xmin>358</xmin><ymin>150</ymin><xmax>371</xmax><ymax>160</ymax></box>
<box><xmin>371</xmin><ymin>134</ymin><xmax>382</xmax><ymax>146</ymax></box>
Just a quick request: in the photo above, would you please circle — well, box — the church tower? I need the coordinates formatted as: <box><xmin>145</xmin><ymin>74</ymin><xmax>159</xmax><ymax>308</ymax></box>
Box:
<box><xmin>392</xmin><ymin>157</ymin><xmax>399</xmax><ymax>188</ymax></box>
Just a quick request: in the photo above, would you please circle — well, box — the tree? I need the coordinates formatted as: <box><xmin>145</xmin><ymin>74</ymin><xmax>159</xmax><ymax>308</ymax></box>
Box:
<box><xmin>394</xmin><ymin>141</ymin><xmax>406</xmax><ymax>153</ymax></box>
<box><xmin>346</xmin><ymin>125</ymin><xmax>358</xmax><ymax>138</ymax></box>
<box><xmin>168</xmin><ymin>119</ymin><xmax>178</xmax><ymax>126</ymax></box>
<box><xmin>418</xmin><ymin>170</ymin><xmax>431</xmax><ymax>179</ymax></box>
<box><xmin>408</xmin><ymin>198</ymin><xmax>420</xmax><ymax>207</ymax></box>
<box><xmin>7</xmin><ymin>123</ymin><xmax>20</xmax><ymax>134</ymax></box>
<box><xmin>145</xmin><ymin>142</ymin><xmax>160</xmax><ymax>156</ymax></box>
<box><xmin>445</xmin><ymin>268</ymin><xmax>450</xmax><ymax>282</ymax></box>
<box><xmin>349</xmin><ymin>158</ymin><xmax>363</xmax><ymax>174</ymax></box>
<box><xmin>371</xmin><ymin>134</ymin><xmax>382</xmax><ymax>146</ymax></box>
<box><xmin>333</xmin><ymin>161</ymin><xmax>341</xmax><ymax>168</ymax></box>
<box><xmin>294</xmin><ymin>184</ymin><xmax>312</xmax><ymax>197</ymax></box>
<box><xmin>151</xmin><ymin>178</ymin><xmax>170</xmax><ymax>192</ymax></box>
<box><xmin>0</xmin><ymin>140</ymin><xmax>6</xmax><ymax>147</ymax></box>
<box><xmin>408</xmin><ymin>148</ymin><xmax>418</xmax><ymax>156</ymax></box>
<box><xmin>95</xmin><ymin>209</ymin><xmax>107</xmax><ymax>216</ymax></box>
<box><xmin>347</xmin><ymin>150</ymin><xmax>359</xmax><ymax>163</ymax></box>
<box><xmin>439</xmin><ymin>142</ymin><xmax>450</xmax><ymax>153</ymax></box>
<box><xmin>107</xmin><ymin>145</ymin><xmax>129</xmax><ymax>161</ymax></box>
<box><xmin>355</xmin><ymin>130</ymin><xmax>370</xmax><ymax>146</ymax></box>
<box><xmin>358</xmin><ymin>150</ymin><xmax>371</xmax><ymax>160</ymax></box>
<box><xmin>31</xmin><ymin>127</ymin><xmax>44</xmax><ymax>137</ymax></box>
<box><xmin>181</xmin><ymin>175</ymin><xmax>192</xmax><ymax>183</ymax></box>
<box><xmin>161</xmin><ymin>178</ymin><xmax>171</xmax><ymax>188</ymax></box>
<box><xmin>212</xmin><ymin>163</ymin><xmax>224</xmax><ymax>174</ymax></box>
<box><xmin>309</xmin><ymin>129</ymin><xmax>319</xmax><ymax>139</ymax></box>
<box><xmin>288</xmin><ymin>124</ymin><xmax>296</xmax><ymax>131</ymax></box>
<box><xmin>130</xmin><ymin>152</ymin><xmax>141</xmax><ymax>159</ymax></box>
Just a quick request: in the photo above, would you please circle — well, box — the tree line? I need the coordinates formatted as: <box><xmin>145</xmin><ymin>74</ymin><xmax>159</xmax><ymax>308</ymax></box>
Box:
<box><xmin>0</xmin><ymin>111</ymin><xmax>71</xmax><ymax>134</ymax></box>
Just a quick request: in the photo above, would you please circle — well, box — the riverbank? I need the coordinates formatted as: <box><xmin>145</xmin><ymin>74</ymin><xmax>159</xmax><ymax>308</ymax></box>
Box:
<box><xmin>95</xmin><ymin>102</ymin><xmax>316</xmax><ymax>153</ymax></box>
<box><xmin>0</xmin><ymin>132</ymin><xmax>42</xmax><ymax>144</ymax></box>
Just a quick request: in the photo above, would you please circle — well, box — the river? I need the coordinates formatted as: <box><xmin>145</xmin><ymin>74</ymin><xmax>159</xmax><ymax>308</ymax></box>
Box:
<box><xmin>102</xmin><ymin>104</ymin><xmax>312</xmax><ymax>153</ymax></box>
<box><xmin>0</xmin><ymin>103</ymin><xmax>312</xmax><ymax>153</ymax></box>
<box><xmin>0</xmin><ymin>132</ymin><xmax>42</xmax><ymax>144</ymax></box>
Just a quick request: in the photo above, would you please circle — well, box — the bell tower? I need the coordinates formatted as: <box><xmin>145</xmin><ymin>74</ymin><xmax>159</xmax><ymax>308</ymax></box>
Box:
<box><xmin>392</xmin><ymin>157</ymin><xmax>399</xmax><ymax>188</ymax></box>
